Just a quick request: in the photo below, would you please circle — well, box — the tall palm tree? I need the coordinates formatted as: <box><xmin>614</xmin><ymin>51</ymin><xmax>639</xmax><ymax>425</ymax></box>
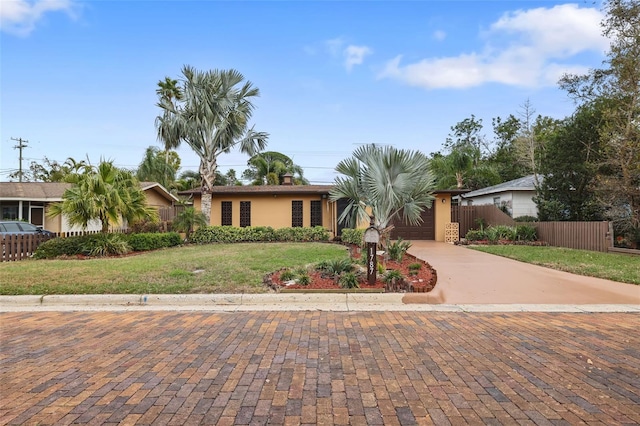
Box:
<box><xmin>48</xmin><ymin>160</ymin><xmax>157</xmax><ymax>233</ymax></box>
<box><xmin>155</xmin><ymin>77</ymin><xmax>183</xmax><ymax>178</ymax></box>
<box><xmin>329</xmin><ymin>144</ymin><xmax>436</xmax><ymax>235</ymax></box>
<box><xmin>157</xmin><ymin>66</ymin><xmax>268</xmax><ymax>220</ymax></box>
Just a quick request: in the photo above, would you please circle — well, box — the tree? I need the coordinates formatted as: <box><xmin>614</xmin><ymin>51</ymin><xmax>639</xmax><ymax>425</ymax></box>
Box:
<box><xmin>155</xmin><ymin>77</ymin><xmax>183</xmax><ymax>172</ymax></box>
<box><xmin>242</xmin><ymin>151</ymin><xmax>309</xmax><ymax>185</ymax></box>
<box><xmin>157</xmin><ymin>66</ymin><xmax>269</xmax><ymax>221</ymax></box>
<box><xmin>535</xmin><ymin>103</ymin><xmax>605</xmax><ymax>221</ymax></box>
<box><xmin>48</xmin><ymin>160</ymin><xmax>157</xmax><ymax>233</ymax></box>
<box><xmin>329</xmin><ymin>144</ymin><xmax>436</xmax><ymax>241</ymax></box>
<box><xmin>136</xmin><ymin>146</ymin><xmax>179</xmax><ymax>189</ymax></box>
<box><xmin>13</xmin><ymin>157</ymin><xmax>89</xmax><ymax>182</ymax></box>
<box><xmin>559</xmin><ymin>0</ymin><xmax>640</xmax><ymax>238</ymax></box>
<box><xmin>488</xmin><ymin>115</ymin><xmax>530</xmax><ymax>182</ymax></box>
<box><xmin>172</xmin><ymin>207</ymin><xmax>208</xmax><ymax>240</ymax></box>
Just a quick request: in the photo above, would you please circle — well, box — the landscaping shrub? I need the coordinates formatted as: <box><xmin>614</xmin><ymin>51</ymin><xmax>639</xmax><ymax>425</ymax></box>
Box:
<box><xmin>465</xmin><ymin>229</ymin><xmax>486</xmax><ymax>241</ymax></box>
<box><xmin>298</xmin><ymin>273</ymin><xmax>311</xmax><ymax>286</ymax></box>
<box><xmin>316</xmin><ymin>258</ymin><xmax>355</xmax><ymax>277</ymax></box>
<box><xmin>515</xmin><ymin>224</ymin><xmax>537</xmax><ymax>242</ymax></box>
<box><xmin>191</xmin><ymin>226</ymin><xmax>329</xmax><ymax>244</ymax></box>
<box><xmin>339</xmin><ymin>272</ymin><xmax>360</xmax><ymax>289</ymax></box>
<box><xmin>386</xmin><ymin>238</ymin><xmax>411</xmax><ymax>262</ymax></box>
<box><xmin>87</xmin><ymin>233</ymin><xmax>131</xmax><ymax>256</ymax></box>
<box><xmin>33</xmin><ymin>236</ymin><xmax>83</xmax><ymax>259</ymax></box>
<box><xmin>341</xmin><ymin>228</ymin><xmax>365</xmax><ymax>246</ymax></box>
<box><xmin>126</xmin><ymin>232</ymin><xmax>182</xmax><ymax>251</ymax></box>
<box><xmin>486</xmin><ymin>225</ymin><xmax>516</xmax><ymax>243</ymax></box>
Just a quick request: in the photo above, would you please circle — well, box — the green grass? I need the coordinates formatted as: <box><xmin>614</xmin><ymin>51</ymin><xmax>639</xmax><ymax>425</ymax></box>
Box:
<box><xmin>0</xmin><ymin>242</ymin><xmax>350</xmax><ymax>295</ymax></box>
<box><xmin>469</xmin><ymin>245</ymin><xmax>640</xmax><ymax>285</ymax></box>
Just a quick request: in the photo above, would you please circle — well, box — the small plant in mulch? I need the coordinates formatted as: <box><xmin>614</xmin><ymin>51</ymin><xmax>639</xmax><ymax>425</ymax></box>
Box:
<box><xmin>264</xmin><ymin>243</ymin><xmax>437</xmax><ymax>293</ymax></box>
<box><xmin>339</xmin><ymin>272</ymin><xmax>360</xmax><ymax>289</ymax></box>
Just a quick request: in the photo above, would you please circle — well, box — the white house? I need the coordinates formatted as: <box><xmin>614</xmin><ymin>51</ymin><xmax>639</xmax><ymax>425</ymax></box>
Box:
<box><xmin>459</xmin><ymin>175</ymin><xmax>540</xmax><ymax>219</ymax></box>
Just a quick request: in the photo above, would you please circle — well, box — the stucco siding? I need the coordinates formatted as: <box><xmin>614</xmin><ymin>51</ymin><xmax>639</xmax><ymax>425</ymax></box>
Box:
<box><xmin>209</xmin><ymin>194</ymin><xmax>334</xmax><ymax>233</ymax></box>
<box><xmin>434</xmin><ymin>194</ymin><xmax>450</xmax><ymax>242</ymax></box>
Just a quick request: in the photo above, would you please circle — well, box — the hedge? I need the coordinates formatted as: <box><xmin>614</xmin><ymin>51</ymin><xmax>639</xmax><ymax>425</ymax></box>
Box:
<box><xmin>33</xmin><ymin>232</ymin><xmax>183</xmax><ymax>259</ymax></box>
<box><xmin>190</xmin><ymin>226</ymin><xmax>330</xmax><ymax>244</ymax></box>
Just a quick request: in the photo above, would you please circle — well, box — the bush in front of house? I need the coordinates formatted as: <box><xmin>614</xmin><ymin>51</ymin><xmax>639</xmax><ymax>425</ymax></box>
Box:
<box><xmin>514</xmin><ymin>215</ymin><xmax>538</xmax><ymax>223</ymax></box>
<box><xmin>341</xmin><ymin>228</ymin><xmax>365</xmax><ymax>246</ymax></box>
<box><xmin>190</xmin><ymin>226</ymin><xmax>329</xmax><ymax>244</ymax></box>
<box><xmin>34</xmin><ymin>233</ymin><xmax>131</xmax><ymax>258</ymax></box>
<box><xmin>33</xmin><ymin>232</ymin><xmax>183</xmax><ymax>259</ymax></box>
<box><xmin>465</xmin><ymin>229</ymin><xmax>487</xmax><ymax>241</ymax></box>
<box><xmin>125</xmin><ymin>232</ymin><xmax>182</xmax><ymax>251</ymax></box>
<box><xmin>463</xmin><ymin>224</ymin><xmax>537</xmax><ymax>243</ymax></box>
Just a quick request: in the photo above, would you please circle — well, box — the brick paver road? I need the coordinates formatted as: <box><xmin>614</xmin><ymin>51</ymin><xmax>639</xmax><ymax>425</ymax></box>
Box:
<box><xmin>1</xmin><ymin>311</ymin><xmax>639</xmax><ymax>425</ymax></box>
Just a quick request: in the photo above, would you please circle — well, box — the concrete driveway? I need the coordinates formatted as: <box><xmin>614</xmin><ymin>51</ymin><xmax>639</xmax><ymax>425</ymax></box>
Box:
<box><xmin>407</xmin><ymin>242</ymin><xmax>640</xmax><ymax>304</ymax></box>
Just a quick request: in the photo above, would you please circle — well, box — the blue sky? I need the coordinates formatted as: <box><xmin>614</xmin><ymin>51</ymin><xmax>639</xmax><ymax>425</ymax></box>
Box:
<box><xmin>1</xmin><ymin>0</ymin><xmax>609</xmax><ymax>184</ymax></box>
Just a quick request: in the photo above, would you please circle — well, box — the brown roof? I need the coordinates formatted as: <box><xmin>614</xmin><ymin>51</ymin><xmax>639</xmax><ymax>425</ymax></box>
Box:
<box><xmin>179</xmin><ymin>185</ymin><xmax>334</xmax><ymax>196</ymax></box>
<box><xmin>0</xmin><ymin>181</ymin><xmax>174</xmax><ymax>201</ymax></box>
<box><xmin>0</xmin><ymin>182</ymin><xmax>71</xmax><ymax>199</ymax></box>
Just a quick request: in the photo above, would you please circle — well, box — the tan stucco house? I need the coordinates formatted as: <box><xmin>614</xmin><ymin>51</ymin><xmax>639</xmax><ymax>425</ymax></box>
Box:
<box><xmin>0</xmin><ymin>181</ymin><xmax>179</xmax><ymax>233</ymax></box>
<box><xmin>179</xmin><ymin>180</ymin><xmax>465</xmax><ymax>242</ymax></box>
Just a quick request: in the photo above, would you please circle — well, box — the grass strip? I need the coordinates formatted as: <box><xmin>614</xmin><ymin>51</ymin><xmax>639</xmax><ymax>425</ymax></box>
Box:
<box><xmin>470</xmin><ymin>245</ymin><xmax>639</xmax><ymax>285</ymax></box>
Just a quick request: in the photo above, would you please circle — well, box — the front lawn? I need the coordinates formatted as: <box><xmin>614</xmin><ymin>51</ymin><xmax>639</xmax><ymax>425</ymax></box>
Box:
<box><xmin>470</xmin><ymin>245</ymin><xmax>640</xmax><ymax>285</ymax></box>
<box><xmin>0</xmin><ymin>242</ymin><xmax>350</xmax><ymax>295</ymax></box>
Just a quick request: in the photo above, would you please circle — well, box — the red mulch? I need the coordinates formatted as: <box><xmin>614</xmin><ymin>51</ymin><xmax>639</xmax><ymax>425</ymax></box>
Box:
<box><xmin>265</xmin><ymin>245</ymin><xmax>437</xmax><ymax>293</ymax></box>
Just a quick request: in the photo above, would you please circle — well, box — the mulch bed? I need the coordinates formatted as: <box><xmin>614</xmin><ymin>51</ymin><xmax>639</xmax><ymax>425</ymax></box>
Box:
<box><xmin>265</xmin><ymin>245</ymin><xmax>437</xmax><ymax>293</ymax></box>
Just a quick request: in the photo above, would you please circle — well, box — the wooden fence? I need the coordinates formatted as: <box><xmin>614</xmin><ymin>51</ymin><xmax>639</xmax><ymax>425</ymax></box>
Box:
<box><xmin>451</xmin><ymin>205</ymin><xmax>515</xmax><ymax>237</ymax></box>
<box><xmin>158</xmin><ymin>205</ymin><xmax>185</xmax><ymax>222</ymax></box>
<box><xmin>531</xmin><ymin>221</ymin><xmax>613</xmax><ymax>253</ymax></box>
<box><xmin>451</xmin><ymin>205</ymin><xmax>613</xmax><ymax>252</ymax></box>
<box><xmin>1</xmin><ymin>228</ymin><xmax>128</xmax><ymax>262</ymax></box>
<box><xmin>1</xmin><ymin>234</ymin><xmax>54</xmax><ymax>262</ymax></box>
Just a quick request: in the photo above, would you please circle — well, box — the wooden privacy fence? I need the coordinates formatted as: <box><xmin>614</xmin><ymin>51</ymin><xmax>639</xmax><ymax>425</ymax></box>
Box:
<box><xmin>451</xmin><ymin>205</ymin><xmax>613</xmax><ymax>252</ymax></box>
<box><xmin>530</xmin><ymin>221</ymin><xmax>612</xmax><ymax>253</ymax></box>
<box><xmin>158</xmin><ymin>205</ymin><xmax>185</xmax><ymax>222</ymax></box>
<box><xmin>451</xmin><ymin>205</ymin><xmax>515</xmax><ymax>237</ymax></box>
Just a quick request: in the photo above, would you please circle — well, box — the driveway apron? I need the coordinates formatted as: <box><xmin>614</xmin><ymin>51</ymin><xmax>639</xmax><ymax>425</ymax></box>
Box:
<box><xmin>406</xmin><ymin>242</ymin><xmax>640</xmax><ymax>305</ymax></box>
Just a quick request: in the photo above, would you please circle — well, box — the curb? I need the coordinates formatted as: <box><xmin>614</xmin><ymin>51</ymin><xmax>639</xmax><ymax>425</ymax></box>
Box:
<box><xmin>1</xmin><ymin>295</ymin><xmax>639</xmax><ymax>313</ymax></box>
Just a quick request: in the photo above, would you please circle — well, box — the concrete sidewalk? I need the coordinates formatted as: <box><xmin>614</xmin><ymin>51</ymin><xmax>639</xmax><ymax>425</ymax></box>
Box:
<box><xmin>1</xmin><ymin>293</ymin><xmax>639</xmax><ymax>313</ymax></box>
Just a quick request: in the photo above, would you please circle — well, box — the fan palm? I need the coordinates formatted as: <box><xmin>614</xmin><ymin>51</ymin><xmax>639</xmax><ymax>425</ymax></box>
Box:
<box><xmin>157</xmin><ymin>66</ymin><xmax>268</xmax><ymax>220</ymax></box>
<box><xmin>48</xmin><ymin>160</ymin><xmax>157</xmax><ymax>233</ymax></box>
<box><xmin>329</xmin><ymin>144</ymin><xmax>436</xmax><ymax>235</ymax></box>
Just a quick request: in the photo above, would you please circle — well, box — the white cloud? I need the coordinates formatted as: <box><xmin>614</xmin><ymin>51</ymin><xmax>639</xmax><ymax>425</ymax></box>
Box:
<box><xmin>344</xmin><ymin>45</ymin><xmax>372</xmax><ymax>71</ymax></box>
<box><xmin>378</xmin><ymin>4</ymin><xmax>608</xmax><ymax>90</ymax></box>
<box><xmin>324</xmin><ymin>38</ymin><xmax>372</xmax><ymax>71</ymax></box>
<box><xmin>433</xmin><ymin>30</ymin><xmax>446</xmax><ymax>41</ymax></box>
<box><xmin>0</xmin><ymin>0</ymin><xmax>78</xmax><ymax>36</ymax></box>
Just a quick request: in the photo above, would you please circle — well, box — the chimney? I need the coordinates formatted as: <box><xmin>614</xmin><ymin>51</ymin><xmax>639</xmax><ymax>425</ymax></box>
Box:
<box><xmin>282</xmin><ymin>173</ymin><xmax>293</xmax><ymax>185</ymax></box>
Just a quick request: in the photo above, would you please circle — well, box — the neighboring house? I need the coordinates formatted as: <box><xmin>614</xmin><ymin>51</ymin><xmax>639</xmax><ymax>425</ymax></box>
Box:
<box><xmin>0</xmin><ymin>181</ymin><xmax>179</xmax><ymax>233</ymax></box>
<box><xmin>459</xmin><ymin>175</ymin><xmax>540</xmax><ymax>219</ymax></box>
<box><xmin>179</xmin><ymin>177</ymin><xmax>466</xmax><ymax>242</ymax></box>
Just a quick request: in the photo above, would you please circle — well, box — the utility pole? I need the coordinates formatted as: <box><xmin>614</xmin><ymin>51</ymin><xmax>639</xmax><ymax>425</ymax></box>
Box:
<box><xmin>11</xmin><ymin>137</ymin><xmax>28</xmax><ymax>182</ymax></box>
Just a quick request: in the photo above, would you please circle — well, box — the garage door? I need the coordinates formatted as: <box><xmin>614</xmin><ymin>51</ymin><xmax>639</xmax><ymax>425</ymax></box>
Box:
<box><xmin>390</xmin><ymin>207</ymin><xmax>435</xmax><ymax>240</ymax></box>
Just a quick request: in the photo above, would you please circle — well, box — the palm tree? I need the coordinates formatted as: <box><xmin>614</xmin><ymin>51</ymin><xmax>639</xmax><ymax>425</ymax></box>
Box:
<box><xmin>329</xmin><ymin>144</ymin><xmax>436</xmax><ymax>238</ymax></box>
<box><xmin>48</xmin><ymin>160</ymin><xmax>157</xmax><ymax>233</ymax></box>
<box><xmin>157</xmin><ymin>66</ymin><xmax>268</xmax><ymax>220</ymax></box>
<box><xmin>172</xmin><ymin>207</ymin><xmax>208</xmax><ymax>240</ymax></box>
<box><xmin>136</xmin><ymin>146</ymin><xmax>177</xmax><ymax>189</ymax></box>
<box><xmin>242</xmin><ymin>151</ymin><xmax>308</xmax><ymax>185</ymax></box>
<box><xmin>155</xmin><ymin>77</ymin><xmax>183</xmax><ymax>180</ymax></box>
